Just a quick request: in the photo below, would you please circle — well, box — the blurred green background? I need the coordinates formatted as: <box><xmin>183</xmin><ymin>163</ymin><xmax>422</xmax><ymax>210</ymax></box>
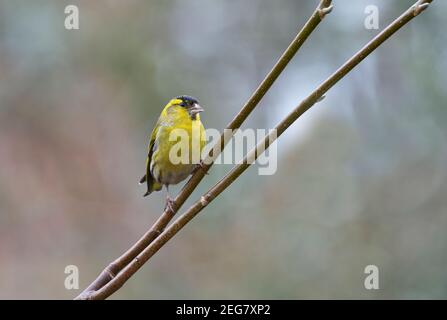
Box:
<box><xmin>0</xmin><ymin>0</ymin><xmax>446</xmax><ymax>299</ymax></box>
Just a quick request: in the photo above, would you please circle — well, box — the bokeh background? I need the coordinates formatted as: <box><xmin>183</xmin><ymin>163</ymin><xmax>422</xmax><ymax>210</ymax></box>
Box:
<box><xmin>0</xmin><ymin>0</ymin><xmax>446</xmax><ymax>299</ymax></box>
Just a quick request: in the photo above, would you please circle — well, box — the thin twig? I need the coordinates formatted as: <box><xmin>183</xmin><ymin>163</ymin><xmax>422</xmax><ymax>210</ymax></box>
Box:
<box><xmin>86</xmin><ymin>0</ymin><xmax>433</xmax><ymax>300</ymax></box>
<box><xmin>75</xmin><ymin>0</ymin><xmax>333</xmax><ymax>300</ymax></box>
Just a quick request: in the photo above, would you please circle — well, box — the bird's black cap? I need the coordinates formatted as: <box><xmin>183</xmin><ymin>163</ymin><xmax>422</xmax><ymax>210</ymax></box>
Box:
<box><xmin>176</xmin><ymin>95</ymin><xmax>199</xmax><ymax>105</ymax></box>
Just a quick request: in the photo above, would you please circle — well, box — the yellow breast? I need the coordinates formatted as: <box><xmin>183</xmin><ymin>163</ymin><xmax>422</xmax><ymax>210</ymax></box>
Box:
<box><xmin>151</xmin><ymin>105</ymin><xmax>206</xmax><ymax>185</ymax></box>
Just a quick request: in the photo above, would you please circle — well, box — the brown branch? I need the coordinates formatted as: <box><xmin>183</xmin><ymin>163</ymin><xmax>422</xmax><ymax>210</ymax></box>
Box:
<box><xmin>85</xmin><ymin>0</ymin><xmax>433</xmax><ymax>300</ymax></box>
<box><xmin>75</xmin><ymin>0</ymin><xmax>333</xmax><ymax>300</ymax></box>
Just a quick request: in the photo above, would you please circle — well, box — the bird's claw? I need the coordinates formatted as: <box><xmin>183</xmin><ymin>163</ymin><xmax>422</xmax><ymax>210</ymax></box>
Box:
<box><xmin>165</xmin><ymin>197</ymin><xmax>176</xmax><ymax>213</ymax></box>
<box><xmin>192</xmin><ymin>161</ymin><xmax>209</xmax><ymax>175</ymax></box>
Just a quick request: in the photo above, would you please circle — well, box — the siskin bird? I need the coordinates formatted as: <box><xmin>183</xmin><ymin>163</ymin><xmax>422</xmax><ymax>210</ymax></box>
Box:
<box><xmin>139</xmin><ymin>95</ymin><xmax>206</xmax><ymax>210</ymax></box>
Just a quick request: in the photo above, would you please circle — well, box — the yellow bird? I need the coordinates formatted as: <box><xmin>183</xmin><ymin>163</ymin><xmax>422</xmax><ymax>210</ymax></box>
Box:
<box><xmin>140</xmin><ymin>95</ymin><xmax>206</xmax><ymax>210</ymax></box>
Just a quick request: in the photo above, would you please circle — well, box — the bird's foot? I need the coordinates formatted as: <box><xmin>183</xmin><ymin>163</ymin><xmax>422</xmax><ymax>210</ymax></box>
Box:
<box><xmin>192</xmin><ymin>160</ymin><xmax>209</xmax><ymax>175</ymax></box>
<box><xmin>165</xmin><ymin>196</ymin><xmax>176</xmax><ymax>213</ymax></box>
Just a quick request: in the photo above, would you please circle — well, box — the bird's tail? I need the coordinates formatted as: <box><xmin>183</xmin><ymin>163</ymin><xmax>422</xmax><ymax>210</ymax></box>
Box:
<box><xmin>139</xmin><ymin>174</ymin><xmax>162</xmax><ymax>197</ymax></box>
<box><xmin>139</xmin><ymin>174</ymin><xmax>151</xmax><ymax>197</ymax></box>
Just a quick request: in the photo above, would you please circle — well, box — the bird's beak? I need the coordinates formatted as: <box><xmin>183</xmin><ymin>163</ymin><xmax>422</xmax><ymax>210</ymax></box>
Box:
<box><xmin>189</xmin><ymin>103</ymin><xmax>204</xmax><ymax>116</ymax></box>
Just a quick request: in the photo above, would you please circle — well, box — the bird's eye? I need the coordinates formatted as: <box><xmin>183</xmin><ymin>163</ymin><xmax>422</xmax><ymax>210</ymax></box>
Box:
<box><xmin>180</xmin><ymin>101</ymin><xmax>186</xmax><ymax>107</ymax></box>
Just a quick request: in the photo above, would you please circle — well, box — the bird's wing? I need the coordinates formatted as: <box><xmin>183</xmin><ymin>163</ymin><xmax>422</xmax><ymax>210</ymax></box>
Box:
<box><xmin>140</xmin><ymin>118</ymin><xmax>162</xmax><ymax>196</ymax></box>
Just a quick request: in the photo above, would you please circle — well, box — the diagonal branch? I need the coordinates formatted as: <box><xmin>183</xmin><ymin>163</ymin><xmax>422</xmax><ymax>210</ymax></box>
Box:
<box><xmin>75</xmin><ymin>0</ymin><xmax>333</xmax><ymax>300</ymax></box>
<box><xmin>85</xmin><ymin>0</ymin><xmax>433</xmax><ymax>300</ymax></box>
